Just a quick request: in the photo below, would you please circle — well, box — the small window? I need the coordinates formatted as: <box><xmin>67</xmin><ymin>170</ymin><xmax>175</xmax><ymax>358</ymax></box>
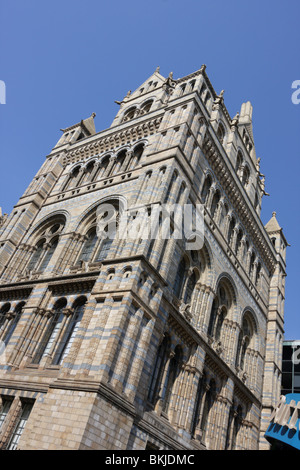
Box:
<box><xmin>216</xmin><ymin>123</ymin><xmax>225</xmax><ymax>144</ymax></box>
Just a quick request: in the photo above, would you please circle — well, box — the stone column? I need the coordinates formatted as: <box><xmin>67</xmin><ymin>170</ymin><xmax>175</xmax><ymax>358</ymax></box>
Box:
<box><xmin>21</xmin><ymin>308</ymin><xmax>49</xmax><ymax>364</ymax></box>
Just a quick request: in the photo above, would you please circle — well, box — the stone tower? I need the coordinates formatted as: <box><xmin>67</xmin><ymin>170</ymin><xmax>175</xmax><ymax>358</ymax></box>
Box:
<box><xmin>0</xmin><ymin>66</ymin><xmax>286</xmax><ymax>450</ymax></box>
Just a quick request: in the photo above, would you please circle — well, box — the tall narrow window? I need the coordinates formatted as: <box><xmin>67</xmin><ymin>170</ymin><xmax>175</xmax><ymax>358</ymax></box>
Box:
<box><xmin>232</xmin><ymin>406</ymin><xmax>243</xmax><ymax>450</ymax></box>
<box><xmin>95</xmin><ymin>227</ymin><xmax>115</xmax><ymax>262</ymax></box>
<box><xmin>174</xmin><ymin>258</ymin><xmax>186</xmax><ymax>299</ymax></box>
<box><xmin>148</xmin><ymin>335</ymin><xmax>170</xmax><ymax>404</ymax></box>
<box><xmin>216</xmin><ymin>123</ymin><xmax>225</xmax><ymax>144</ymax></box>
<box><xmin>235</xmin><ymin>151</ymin><xmax>243</xmax><ymax>173</ymax></box>
<box><xmin>7</xmin><ymin>401</ymin><xmax>34</xmax><ymax>450</ymax></box>
<box><xmin>184</xmin><ymin>271</ymin><xmax>197</xmax><ymax>304</ymax></box>
<box><xmin>0</xmin><ymin>397</ymin><xmax>12</xmax><ymax>430</ymax></box>
<box><xmin>210</xmin><ymin>191</ymin><xmax>220</xmax><ymax>219</ymax></box>
<box><xmin>65</xmin><ymin>166</ymin><xmax>80</xmax><ymax>190</ymax></box>
<box><xmin>52</xmin><ymin>298</ymin><xmax>86</xmax><ymax>365</ymax></box>
<box><xmin>201</xmin><ymin>175</ymin><xmax>212</xmax><ymax>205</ymax></box>
<box><xmin>2</xmin><ymin>302</ymin><xmax>24</xmax><ymax>346</ymax></box>
<box><xmin>242</xmin><ymin>166</ymin><xmax>250</xmax><ymax>187</ymax></box>
<box><xmin>0</xmin><ymin>303</ymin><xmax>10</xmax><ymax>337</ymax></box>
<box><xmin>39</xmin><ymin>238</ymin><xmax>58</xmax><ymax>271</ymax></box>
<box><xmin>208</xmin><ymin>299</ymin><xmax>218</xmax><ymax>337</ymax></box>
<box><xmin>162</xmin><ymin>345</ymin><xmax>182</xmax><ymax>413</ymax></box>
<box><xmin>200</xmin><ymin>379</ymin><xmax>216</xmax><ymax>441</ymax></box>
<box><xmin>227</xmin><ymin>218</ymin><xmax>235</xmax><ymax>246</ymax></box>
<box><xmin>77</xmin><ymin>228</ymin><xmax>98</xmax><ymax>264</ymax></box>
<box><xmin>32</xmin><ymin>298</ymin><xmax>67</xmax><ymax>364</ymax></box>
<box><xmin>27</xmin><ymin>240</ymin><xmax>45</xmax><ymax>272</ymax></box>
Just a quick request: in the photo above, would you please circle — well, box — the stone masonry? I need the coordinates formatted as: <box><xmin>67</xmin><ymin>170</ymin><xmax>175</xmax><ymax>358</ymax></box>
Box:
<box><xmin>0</xmin><ymin>66</ymin><xmax>287</xmax><ymax>450</ymax></box>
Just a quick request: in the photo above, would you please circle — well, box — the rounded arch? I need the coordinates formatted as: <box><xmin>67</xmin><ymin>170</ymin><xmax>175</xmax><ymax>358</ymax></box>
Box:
<box><xmin>201</xmin><ymin>171</ymin><xmax>214</xmax><ymax>204</ymax></box>
<box><xmin>27</xmin><ymin>211</ymin><xmax>68</xmax><ymax>244</ymax></box>
<box><xmin>122</xmin><ymin>106</ymin><xmax>137</xmax><ymax>122</ymax></box>
<box><xmin>73</xmin><ymin>195</ymin><xmax>127</xmax><ymax>234</ymax></box>
<box><xmin>51</xmin><ymin>297</ymin><xmax>68</xmax><ymax>311</ymax></box>
<box><xmin>235</xmin><ymin>149</ymin><xmax>244</xmax><ymax>172</ymax></box>
<box><xmin>0</xmin><ymin>303</ymin><xmax>11</xmax><ymax>314</ymax></box>
<box><xmin>240</xmin><ymin>307</ymin><xmax>259</xmax><ymax>337</ymax></box>
<box><xmin>71</xmin><ymin>295</ymin><xmax>88</xmax><ymax>309</ymax></box>
<box><xmin>132</xmin><ymin>139</ymin><xmax>148</xmax><ymax>152</ymax></box>
<box><xmin>67</xmin><ymin>161</ymin><xmax>84</xmax><ymax>174</ymax></box>
<box><xmin>189</xmin><ymin>239</ymin><xmax>214</xmax><ymax>287</ymax></box>
<box><xmin>216</xmin><ymin>120</ymin><xmax>226</xmax><ymax>144</ymax></box>
<box><xmin>242</xmin><ymin>163</ymin><xmax>251</xmax><ymax>187</ymax></box>
<box><xmin>98</xmin><ymin>152</ymin><xmax>112</xmax><ymax>164</ymax></box>
<box><xmin>139</xmin><ymin>99</ymin><xmax>154</xmax><ymax>113</ymax></box>
<box><xmin>214</xmin><ymin>272</ymin><xmax>238</xmax><ymax>306</ymax></box>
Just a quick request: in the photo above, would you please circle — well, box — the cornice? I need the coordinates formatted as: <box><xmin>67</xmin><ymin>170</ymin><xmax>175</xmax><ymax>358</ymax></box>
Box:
<box><xmin>59</xmin><ymin>114</ymin><xmax>164</xmax><ymax>167</ymax></box>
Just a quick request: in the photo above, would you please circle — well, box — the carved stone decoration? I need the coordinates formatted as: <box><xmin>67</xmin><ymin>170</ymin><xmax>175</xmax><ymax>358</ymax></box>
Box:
<box><xmin>179</xmin><ymin>302</ymin><xmax>192</xmax><ymax>322</ymax></box>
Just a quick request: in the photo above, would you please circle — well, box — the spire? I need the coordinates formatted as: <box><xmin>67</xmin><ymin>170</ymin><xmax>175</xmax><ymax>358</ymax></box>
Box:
<box><xmin>265</xmin><ymin>211</ymin><xmax>282</xmax><ymax>233</ymax></box>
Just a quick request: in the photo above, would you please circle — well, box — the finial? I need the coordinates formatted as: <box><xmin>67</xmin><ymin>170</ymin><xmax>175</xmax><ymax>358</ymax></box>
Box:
<box><xmin>155</xmin><ymin>66</ymin><xmax>160</xmax><ymax>73</ymax></box>
<box><xmin>200</xmin><ymin>64</ymin><xmax>207</xmax><ymax>72</ymax></box>
<box><xmin>91</xmin><ymin>112</ymin><xmax>96</xmax><ymax>118</ymax></box>
<box><xmin>168</xmin><ymin>71</ymin><xmax>173</xmax><ymax>79</ymax></box>
<box><xmin>272</xmin><ymin>211</ymin><xmax>277</xmax><ymax>217</ymax></box>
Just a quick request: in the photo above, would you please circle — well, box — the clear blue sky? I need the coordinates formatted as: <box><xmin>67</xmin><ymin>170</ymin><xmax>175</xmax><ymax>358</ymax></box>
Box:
<box><xmin>0</xmin><ymin>0</ymin><xmax>299</xmax><ymax>339</ymax></box>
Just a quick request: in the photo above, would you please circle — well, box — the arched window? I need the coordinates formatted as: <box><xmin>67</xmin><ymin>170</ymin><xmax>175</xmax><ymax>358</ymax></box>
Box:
<box><xmin>176</xmin><ymin>182</ymin><xmax>186</xmax><ymax>204</ymax></box>
<box><xmin>183</xmin><ymin>270</ymin><xmax>197</xmax><ymax>304</ymax></box>
<box><xmin>112</xmin><ymin>149</ymin><xmax>127</xmax><ymax>175</ymax></box>
<box><xmin>208</xmin><ymin>299</ymin><xmax>218</xmax><ymax>337</ymax></box>
<box><xmin>27</xmin><ymin>239</ymin><xmax>45</xmax><ymax>272</ymax></box>
<box><xmin>242</xmin><ymin>165</ymin><xmax>250</xmax><ymax>187</ymax></box>
<box><xmin>200</xmin><ymin>379</ymin><xmax>216</xmax><ymax>441</ymax></box>
<box><xmin>216</xmin><ymin>123</ymin><xmax>225</xmax><ymax>144</ymax></box>
<box><xmin>234</xmin><ymin>229</ymin><xmax>243</xmax><ymax>256</ymax></box>
<box><xmin>95</xmin><ymin>227</ymin><xmax>115</xmax><ymax>262</ymax></box>
<box><xmin>26</xmin><ymin>220</ymin><xmax>65</xmax><ymax>273</ymax></box>
<box><xmin>0</xmin><ymin>303</ymin><xmax>11</xmax><ymax>340</ymax></box>
<box><xmin>148</xmin><ymin>335</ymin><xmax>170</xmax><ymax>404</ymax></box>
<box><xmin>208</xmin><ymin>282</ymin><xmax>232</xmax><ymax>340</ymax></box>
<box><xmin>95</xmin><ymin>155</ymin><xmax>110</xmax><ymax>180</ymax></box>
<box><xmin>81</xmin><ymin>161</ymin><xmax>95</xmax><ymax>185</ymax></box>
<box><xmin>32</xmin><ymin>298</ymin><xmax>67</xmax><ymax>364</ymax></box>
<box><xmin>164</xmin><ymin>170</ymin><xmax>178</xmax><ymax>203</ymax></box>
<box><xmin>255</xmin><ymin>262</ymin><xmax>261</xmax><ymax>286</ymax></box>
<box><xmin>235</xmin><ymin>151</ymin><xmax>243</xmax><ymax>173</ymax></box>
<box><xmin>201</xmin><ymin>175</ymin><xmax>212</xmax><ymax>205</ymax></box>
<box><xmin>227</xmin><ymin>217</ymin><xmax>235</xmax><ymax>247</ymax></box>
<box><xmin>52</xmin><ymin>297</ymin><xmax>87</xmax><ymax>365</ymax></box>
<box><xmin>65</xmin><ymin>166</ymin><xmax>81</xmax><ymax>190</ymax></box>
<box><xmin>123</xmin><ymin>107</ymin><xmax>136</xmax><ymax>122</ymax></box>
<box><xmin>2</xmin><ymin>302</ymin><xmax>25</xmax><ymax>346</ymax></box>
<box><xmin>232</xmin><ymin>406</ymin><xmax>243</xmax><ymax>449</ymax></box>
<box><xmin>39</xmin><ymin>238</ymin><xmax>58</xmax><ymax>271</ymax></box>
<box><xmin>127</xmin><ymin>144</ymin><xmax>144</xmax><ymax>170</ymax></box>
<box><xmin>77</xmin><ymin>228</ymin><xmax>98</xmax><ymax>265</ymax></box>
<box><xmin>140</xmin><ymin>100</ymin><xmax>153</xmax><ymax>114</ymax></box>
<box><xmin>210</xmin><ymin>191</ymin><xmax>220</xmax><ymax>219</ymax></box>
<box><xmin>162</xmin><ymin>345</ymin><xmax>182</xmax><ymax>413</ymax></box>
<box><xmin>215</xmin><ymin>306</ymin><xmax>227</xmax><ymax>341</ymax></box>
<box><xmin>236</xmin><ymin>315</ymin><xmax>254</xmax><ymax>371</ymax></box>
<box><xmin>249</xmin><ymin>251</ymin><xmax>256</xmax><ymax>277</ymax></box>
<box><xmin>174</xmin><ymin>258</ymin><xmax>186</xmax><ymax>299</ymax></box>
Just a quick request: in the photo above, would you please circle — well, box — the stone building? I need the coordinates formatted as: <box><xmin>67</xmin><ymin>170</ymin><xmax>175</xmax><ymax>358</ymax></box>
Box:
<box><xmin>0</xmin><ymin>66</ymin><xmax>287</xmax><ymax>450</ymax></box>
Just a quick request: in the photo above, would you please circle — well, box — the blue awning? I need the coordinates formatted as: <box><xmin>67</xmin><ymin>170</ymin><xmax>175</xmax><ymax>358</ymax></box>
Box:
<box><xmin>265</xmin><ymin>393</ymin><xmax>300</xmax><ymax>450</ymax></box>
